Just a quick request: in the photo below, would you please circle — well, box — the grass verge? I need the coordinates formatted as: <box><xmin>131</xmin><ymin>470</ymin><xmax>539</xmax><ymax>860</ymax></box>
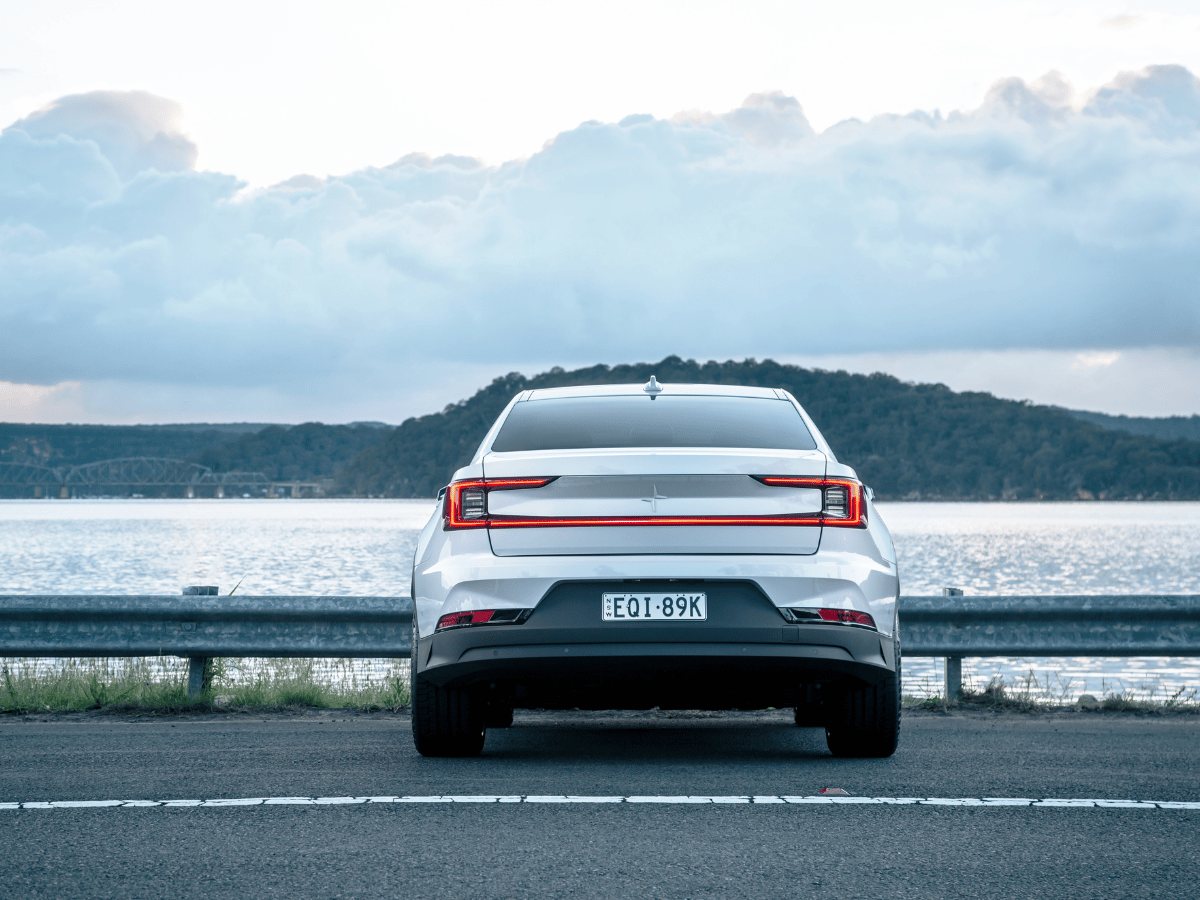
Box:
<box><xmin>5</xmin><ymin>658</ymin><xmax>1195</xmax><ymax>717</ymax></box>
<box><xmin>905</xmin><ymin>671</ymin><xmax>1200</xmax><ymax>715</ymax></box>
<box><xmin>1</xmin><ymin>657</ymin><xmax>410</xmax><ymax>714</ymax></box>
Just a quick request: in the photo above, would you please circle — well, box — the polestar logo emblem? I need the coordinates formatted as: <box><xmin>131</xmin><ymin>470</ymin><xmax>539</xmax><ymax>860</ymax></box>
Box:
<box><xmin>640</xmin><ymin>485</ymin><xmax>668</xmax><ymax>514</ymax></box>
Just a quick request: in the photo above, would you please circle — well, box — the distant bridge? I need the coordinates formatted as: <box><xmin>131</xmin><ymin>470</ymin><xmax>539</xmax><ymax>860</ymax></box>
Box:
<box><xmin>0</xmin><ymin>458</ymin><xmax>271</xmax><ymax>496</ymax></box>
<box><xmin>0</xmin><ymin>463</ymin><xmax>62</xmax><ymax>486</ymax></box>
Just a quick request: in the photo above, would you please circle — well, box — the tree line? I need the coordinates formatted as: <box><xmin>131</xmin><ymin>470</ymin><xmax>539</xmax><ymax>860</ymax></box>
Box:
<box><xmin>335</xmin><ymin>357</ymin><xmax>1200</xmax><ymax>500</ymax></box>
<box><xmin>5</xmin><ymin>358</ymin><xmax>1199</xmax><ymax>500</ymax></box>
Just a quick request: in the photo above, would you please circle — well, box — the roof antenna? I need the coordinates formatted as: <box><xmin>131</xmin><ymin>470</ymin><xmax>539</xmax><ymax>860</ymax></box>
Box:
<box><xmin>643</xmin><ymin>375</ymin><xmax>663</xmax><ymax>396</ymax></box>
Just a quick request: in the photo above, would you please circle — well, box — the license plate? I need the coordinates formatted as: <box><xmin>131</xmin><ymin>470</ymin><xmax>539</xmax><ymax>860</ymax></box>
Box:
<box><xmin>602</xmin><ymin>592</ymin><xmax>707</xmax><ymax>621</ymax></box>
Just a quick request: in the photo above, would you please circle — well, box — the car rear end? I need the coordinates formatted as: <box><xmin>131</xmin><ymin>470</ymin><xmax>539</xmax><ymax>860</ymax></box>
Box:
<box><xmin>410</xmin><ymin>381</ymin><xmax>901</xmax><ymax>757</ymax></box>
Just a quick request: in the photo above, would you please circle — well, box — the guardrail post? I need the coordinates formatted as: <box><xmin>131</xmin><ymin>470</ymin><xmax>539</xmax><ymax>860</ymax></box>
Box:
<box><xmin>942</xmin><ymin>587</ymin><xmax>964</xmax><ymax>700</ymax></box>
<box><xmin>182</xmin><ymin>586</ymin><xmax>218</xmax><ymax>699</ymax></box>
<box><xmin>187</xmin><ymin>657</ymin><xmax>210</xmax><ymax>698</ymax></box>
<box><xmin>945</xmin><ymin>656</ymin><xmax>963</xmax><ymax>701</ymax></box>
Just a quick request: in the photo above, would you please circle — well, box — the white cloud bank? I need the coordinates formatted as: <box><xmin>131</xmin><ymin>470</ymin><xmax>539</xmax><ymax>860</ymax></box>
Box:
<box><xmin>1</xmin><ymin>68</ymin><xmax>1199</xmax><ymax>418</ymax></box>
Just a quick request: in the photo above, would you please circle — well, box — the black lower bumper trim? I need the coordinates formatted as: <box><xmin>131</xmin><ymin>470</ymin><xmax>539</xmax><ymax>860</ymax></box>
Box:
<box><xmin>421</xmin><ymin>641</ymin><xmax>888</xmax><ymax>710</ymax></box>
<box><xmin>416</xmin><ymin>580</ymin><xmax>892</xmax><ymax>710</ymax></box>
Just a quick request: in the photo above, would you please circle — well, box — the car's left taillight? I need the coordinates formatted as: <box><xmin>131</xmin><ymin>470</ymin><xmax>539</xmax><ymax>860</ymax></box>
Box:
<box><xmin>757</xmin><ymin>476</ymin><xmax>867</xmax><ymax>527</ymax></box>
<box><xmin>444</xmin><ymin>478</ymin><xmax>555</xmax><ymax>529</ymax></box>
<box><xmin>435</xmin><ymin>608</ymin><xmax>532</xmax><ymax>631</ymax></box>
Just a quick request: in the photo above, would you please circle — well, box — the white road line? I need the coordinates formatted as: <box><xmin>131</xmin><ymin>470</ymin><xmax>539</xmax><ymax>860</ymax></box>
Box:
<box><xmin>1</xmin><ymin>795</ymin><xmax>1198</xmax><ymax>809</ymax></box>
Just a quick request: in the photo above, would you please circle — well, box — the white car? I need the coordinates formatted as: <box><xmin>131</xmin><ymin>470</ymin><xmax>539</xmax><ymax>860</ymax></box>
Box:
<box><xmin>410</xmin><ymin>379</ymin><xmax>901</xmax><ymax>758</ymax></box>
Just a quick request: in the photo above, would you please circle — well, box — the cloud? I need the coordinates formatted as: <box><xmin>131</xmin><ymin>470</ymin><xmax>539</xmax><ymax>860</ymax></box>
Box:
<box><xmin>672</xmin><ymin>90</ymin><xmax>815</xmax><ymax>146</ymax></box>
<box><xmin>1102</xmin><ymin>15</ymin><xmax>1142</xmax><ymax>30</ymax></box>
<box><xmin>1</xmin><ymin>73</ymin><xmax>1199</xmax><ymax>406</ymax></box>
<box><xmin>1071</xmin><ymin>351</ymin><xmax>1121</xmax><ymax>370</ymax></box>
<box><xmin>10</xmin><ymin>90</ymin><xmax>197</xmax><ymax>181</ymax></box>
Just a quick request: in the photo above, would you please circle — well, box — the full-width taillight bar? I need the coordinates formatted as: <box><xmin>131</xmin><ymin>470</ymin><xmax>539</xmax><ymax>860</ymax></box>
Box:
<box><xmin>444</xmin><ymin>476</ymin><xmax>866</xmax><ymax>530</ymax></box>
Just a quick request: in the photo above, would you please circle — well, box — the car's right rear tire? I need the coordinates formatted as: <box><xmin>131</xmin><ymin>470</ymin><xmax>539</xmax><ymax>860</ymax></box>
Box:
<box><xmin>825</xmin><ymin>667</ymin><xmax>900</xmax><ymax>759</ymax></box>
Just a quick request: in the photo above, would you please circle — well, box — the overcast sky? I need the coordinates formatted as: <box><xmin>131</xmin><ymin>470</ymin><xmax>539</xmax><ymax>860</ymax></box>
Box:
<box><xmin>2</xmin><ymin>1</ymin><xmax>1199</xmax><ymax>423</ymax></box>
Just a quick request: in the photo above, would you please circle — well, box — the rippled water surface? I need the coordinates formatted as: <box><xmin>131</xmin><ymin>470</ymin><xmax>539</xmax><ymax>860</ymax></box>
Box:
<box><xmin>0</xmin><ymin>499</ymin><xmax>434</xmax><ymax>596</ymax></box>
<box><xmin>2</xmin><ymin>499</ymin><xmax>1198</xmax><ymax>699</ymax></box>
<box><xmin>880</xmin><ymin>501</ymin><xmax>1200</xmax><ymax>596</ymax></box>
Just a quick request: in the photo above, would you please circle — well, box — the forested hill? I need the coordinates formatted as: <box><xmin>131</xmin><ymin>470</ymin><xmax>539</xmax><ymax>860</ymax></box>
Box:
<box><xmin>0</xmin><ymin>423</ymin><xmax>269</xmax><ymax>468</ymax></box>
<box><xmin>336</xmin><ymin>357</ymin><xmax>1200</xmax><ymax>500</ymax></box>
<box><xmin>1067</xmin><ymin>410</ymin><xmax>1200</xmax><ymax>443</ymax></box>
<box><xmin>0</xmin><ymin>421</ymin><xmax>390</xmax><ymax>483</ymax></box>
<box><xmin>195</xmin><ymin>423</ymin><xmax>390</xmax><ymax>481</ymax></box>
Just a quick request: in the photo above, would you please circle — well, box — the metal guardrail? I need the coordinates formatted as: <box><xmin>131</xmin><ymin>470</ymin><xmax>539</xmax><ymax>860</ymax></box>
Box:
<box><xmin>0</xmin><ymin>594</ymin><xmax>414</xmax><ymax>658</ymax></box>
<box><xmin>0</xmin><ymin>591</ymin><xmax>413</xmax><ymax>697</ymax></box>
<box><xmin>2</xmin><ymin>592</ymin><xmax>1198</xmax><ymax>698</ymax></box>
<box><xmin>902</xmin><ymin>593</ymin><xmax>1200</xmax><ymax>698</ymax></box>
<box><xmin>900</xmin><ymin>595</ymin><xmax>1200</xmax><ymax>656</ymax></box>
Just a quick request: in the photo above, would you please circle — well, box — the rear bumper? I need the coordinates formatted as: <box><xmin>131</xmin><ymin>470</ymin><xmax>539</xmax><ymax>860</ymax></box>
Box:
<box><xmin>413</xmin><ymin>530</ymin><xmax>900</xmax><ymax>641</ymax></box>
<box><xmin>415</xmin><ymin>580</ymin><xmax>896</xmax><ymax>710</ymax></box>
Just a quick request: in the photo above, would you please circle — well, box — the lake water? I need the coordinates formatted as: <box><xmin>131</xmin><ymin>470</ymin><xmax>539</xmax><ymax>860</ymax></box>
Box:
<box><xmin>2</xmin><ymin>499</ymin><xmax>1198</xmax><ymax>700</ymax></box>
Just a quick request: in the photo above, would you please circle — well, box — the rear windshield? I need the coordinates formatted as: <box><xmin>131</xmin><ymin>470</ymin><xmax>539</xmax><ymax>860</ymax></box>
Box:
<box><xmin>490</xmin><ymin>395</ymin><xmax>817</xmax><ymax>452</ymax></box>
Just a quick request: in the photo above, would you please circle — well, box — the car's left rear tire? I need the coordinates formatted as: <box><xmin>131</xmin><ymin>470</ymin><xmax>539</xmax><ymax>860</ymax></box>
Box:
<box><xmin>411</xmin><ymin>671</ymin><xmax>487</xmax><ymax>757</ymax></box>
<box><xmin>411</xmin><ymin>619</ymin><xmax>486</xmax><ymax>757</ymax></box>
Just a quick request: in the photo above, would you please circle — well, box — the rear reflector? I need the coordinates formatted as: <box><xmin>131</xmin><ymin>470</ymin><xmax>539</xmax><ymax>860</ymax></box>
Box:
<box><xmin>780</xmin><ymin>607</ymin><xmax>876</xmax><ymax>629</ymax></box>
<box><xmin>434</xmin><ymin>608</ymin><xmax>531</xmax><ymax>631</ymax></box>
<box><xmin>436</xmin><ymin>609</ymin><xmax>496</xmax><ymax>630</ymax></box>
<box><xmin>817</xmin><ymin>608</ymin><xmax>876</xmax><ymax>628</ymax></box>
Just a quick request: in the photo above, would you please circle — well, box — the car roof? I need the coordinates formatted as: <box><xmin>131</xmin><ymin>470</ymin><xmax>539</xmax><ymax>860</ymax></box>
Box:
<box><xmin>523</xmin><ymin>383</ymin><xmax>785</xmax><ymax>401</ymax></box>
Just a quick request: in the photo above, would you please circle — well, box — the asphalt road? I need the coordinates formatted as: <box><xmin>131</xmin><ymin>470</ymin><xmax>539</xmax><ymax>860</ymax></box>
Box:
<box><xmin>2</xmin><ymin>709</ymin><xmax>1198</xmax><ymax>899</ymax></box>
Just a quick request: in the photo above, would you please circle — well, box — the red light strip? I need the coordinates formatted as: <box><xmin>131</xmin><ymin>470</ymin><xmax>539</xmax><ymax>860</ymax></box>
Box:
<box><xmin>444</xmin><ymin>476</ymin><xmax>866</xmax><ymax>529</ymax></box>
<box><xmin>482</xmin><ymin>478</ymin><xmax>556</xmax><ymax>490</ymax></box>
<box><xmin>487</xmin><ymin>514</ymin><xmax>824</xmax><ymax>528</ymax></box>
